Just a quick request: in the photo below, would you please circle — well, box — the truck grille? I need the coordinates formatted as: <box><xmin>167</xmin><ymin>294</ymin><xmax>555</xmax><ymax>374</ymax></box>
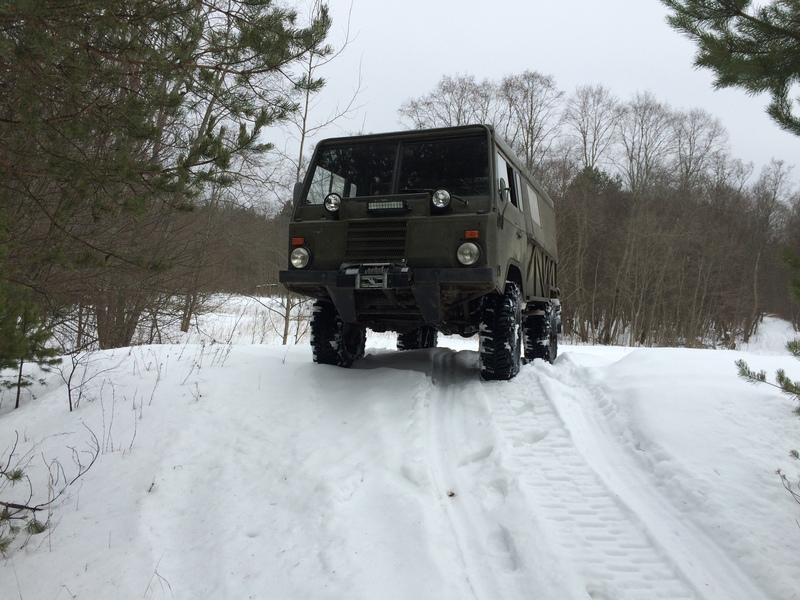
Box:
<box><xmin>346</xmin><ymin>220</ymin><xmax>407</xmax><ymax>261</ymax></box>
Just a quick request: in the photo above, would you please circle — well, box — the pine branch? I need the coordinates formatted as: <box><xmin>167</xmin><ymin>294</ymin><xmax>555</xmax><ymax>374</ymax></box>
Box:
<box><xmin>776</xmin><ymin>368</ymin><xmax>800</xmax><ymax>395</ymax></box>
<box><xmin>736</xmin><ymin>357</ymin><xmax>800</xmax><ymax>440</ymax></box>
<box><xmin>735</xmin><ymin>358</ymin><xmax>767</xmax><ymax>383</ymax></box>
<box><xmin>661</xmin><ymin>0</ymin><xmax>800</xmax><ymax>134</ymax></box>
<box><xmin>2</xmin><ymin>468</ymin><xmax>24</xmax><ymax>484</ymax></box>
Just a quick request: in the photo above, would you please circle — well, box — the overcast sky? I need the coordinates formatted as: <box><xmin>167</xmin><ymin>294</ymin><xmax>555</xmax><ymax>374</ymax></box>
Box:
<box><xmin>302</xmin><ymin>0</ymin><xmax>797</xmax><ymax>186</ymax></box>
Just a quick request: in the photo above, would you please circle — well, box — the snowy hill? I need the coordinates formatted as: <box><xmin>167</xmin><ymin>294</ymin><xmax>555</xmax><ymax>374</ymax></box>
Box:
<box><xmin>1</xmin><ymin>314</ymin><xmax>799</xmax><ymax>599</ymax></box>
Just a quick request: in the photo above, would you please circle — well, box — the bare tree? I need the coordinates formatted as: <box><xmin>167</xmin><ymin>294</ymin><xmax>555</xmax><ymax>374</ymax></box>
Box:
<box><xmin>563</xmin><ymin>84</ymin><xmax>620</xmax><ymax>172</ymax></box>
<box><xmin>278</xmin><ymin>0</ymin><xmax>363</xmax><ymax>184</ymax></box>
<box><xmin>266</xmin><ymin>1</ymin><xmax>367</xmax><ymax>344</ymax></box>
<box><xmin>497</xmin><ymin>71</ymin><xmax>564</xmax><ymax>178</ymax></box>
<box><xmin>398</xmin><ymin>74</ymin><xmax>500</xmax><ymax>129</ymax></box>
<box><xmin>742</xmin><ymin>160</ymin><xmax>795</xmax><ymax>339</ymax></box>
<box><xmin>615</xmin><ymin>92</ymin><xmax>675</xmax><ymax>196</ymax></box>
<box><xmin>671</xmin><ymin>107</ymin><xmax>729</xmax><ymax>191</ymax></box>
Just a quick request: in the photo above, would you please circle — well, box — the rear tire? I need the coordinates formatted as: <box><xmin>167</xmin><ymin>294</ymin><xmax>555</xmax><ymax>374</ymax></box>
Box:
<box><xmin>397</xmin><ymin>325</ymin><xmax>438</xmax><ymax>350</ymax></box>
<box><xmin>523</xmin><ymin>301</ymin><xmax>559</xmax><ymax>364</ymax></box>
<box><xmin>479</xmin><ymin>281</ymin><xmax>522</xmax><ymax>381</ymax></box>
<box><xmin>310</xmin><ymin>300</ymin><xmax>366</xmax><ymax>368</ymax></box>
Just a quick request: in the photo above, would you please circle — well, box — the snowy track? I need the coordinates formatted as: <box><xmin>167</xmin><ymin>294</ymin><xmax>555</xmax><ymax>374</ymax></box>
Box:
<box><xmin>488</xmin><ymin>372</ymin><xmax>697</xmax><ymax>599</ymax></box>
<box><xmin>2</xmin><ymin>338</ymin><xmax>798</xmax><ymax>599</ymax></box>
<box><xmin>392</xmin><ymin>349</ymin><xmax>766</xmax><ymax>600</ymax></box>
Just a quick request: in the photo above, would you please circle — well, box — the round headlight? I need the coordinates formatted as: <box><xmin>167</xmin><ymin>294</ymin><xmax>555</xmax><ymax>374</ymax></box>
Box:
<box><xmin>324</xmin><ymin>193</ymin><xmax>341</xmax><ymax>212</ymax></box>
<box><xmin>290</xmin><ymin>247</ymin><xmax>310</xmax><ymax>269</ymax></box>
<box><xmin>456</xmin><ymin>242</ymin><xmax>480</xmax><ymax>266</ymax></box>
<box><xmin>431</xmin><ymin>189</ymin><xmax>451</xmax><ymax>209</ymax></box>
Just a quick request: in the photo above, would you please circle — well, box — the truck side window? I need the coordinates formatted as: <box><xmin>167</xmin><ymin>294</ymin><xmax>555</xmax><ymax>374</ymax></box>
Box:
<box><xmin>525</xmin><ymin>183</ymin><xmax>542</xmax><ymax>226</ymax></box>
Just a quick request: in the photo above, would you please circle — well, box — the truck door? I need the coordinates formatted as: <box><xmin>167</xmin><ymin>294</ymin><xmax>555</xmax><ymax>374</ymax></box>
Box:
<box><xmin>495</xmin><ymin>153</ymin><xmax>528</xmax><ymax>281</ymax></box>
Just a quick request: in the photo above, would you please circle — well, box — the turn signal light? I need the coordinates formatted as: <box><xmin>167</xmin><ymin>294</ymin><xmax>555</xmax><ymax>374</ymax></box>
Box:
<box><xmin>291</xmin><ymin>237</ymin><xmax>305</xmax><ymax>246</ymax></box>
<box><xmin>465</xmin><ymin>230</ymin><xmax>479</xmax><ymax>239</ymax></box>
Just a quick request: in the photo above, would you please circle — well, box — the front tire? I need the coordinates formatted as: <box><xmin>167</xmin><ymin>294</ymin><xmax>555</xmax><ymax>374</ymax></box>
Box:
<box><xmin>523</xmin><ymin>301</ymin><xmax>559</xmax><ymax>364</ymax></box>
<box><xmin>479</xmin><ymin>281</ymin><xmax>522</xmax><ymax>381</ymax></box>
<box><xmin>310</xmin><ymin>300</ymin><xmax>366</xmax><ymax>368</ymax></box>
<box><xmin>397</xmin><ymin>325</ymin><xmax>438</xmax><ymax>350</ymax></box>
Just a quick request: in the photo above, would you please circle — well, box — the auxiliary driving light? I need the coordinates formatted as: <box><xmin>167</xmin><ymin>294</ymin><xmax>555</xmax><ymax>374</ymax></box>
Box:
<box><xmin>324</xmin><ymin>193</ymin><xmax>341</xmax><ymax>212</ymax></box>
<box><xmin>431</xmin><ymin>189</ymin><xmax>451</xmax><ymax>209</ymax></box>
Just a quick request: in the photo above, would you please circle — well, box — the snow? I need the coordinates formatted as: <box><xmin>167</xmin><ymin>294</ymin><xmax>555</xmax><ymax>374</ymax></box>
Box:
<box><xmin>1</xmin><ymin>307</ymin><xmax>799</xmax><ymax>599</ymax></box>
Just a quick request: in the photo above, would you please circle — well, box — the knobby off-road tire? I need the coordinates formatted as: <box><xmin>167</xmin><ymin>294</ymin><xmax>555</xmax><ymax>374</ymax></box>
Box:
<box><xmin>397</xmin><ymin>325</ymin><xmax>438</xmax><ymax>350</ymax></box>
<box><xmin>479</xmin><ymin>281</ymin><xmax>522</xmax><ymax>381</ymax></box>
<box><xmin>523</xmin><ymin>301</ymin><xmax>559</xmax><ymax>364</ymax></box>
<box><xmin>310</xmin><ymin>300</ymin><xmax>366</xmax><ymax>368</ymax></box>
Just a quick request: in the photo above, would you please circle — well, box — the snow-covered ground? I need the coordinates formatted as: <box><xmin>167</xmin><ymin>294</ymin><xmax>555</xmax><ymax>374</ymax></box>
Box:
<box><xmin>1</xmin><ymin>308</ymin><xmax>799</xmax><ymax>599</ymax></box>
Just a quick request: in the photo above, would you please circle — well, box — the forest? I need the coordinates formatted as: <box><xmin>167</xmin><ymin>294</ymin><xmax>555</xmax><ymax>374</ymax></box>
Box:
<box><xmin>399</xmin><ymin>73</ymin><xmax>800</xmax><ymax>346</ymax></box>
<box><xmin>1</xmin><ymin>2</ymin><xmax>799</xmax><ymax>369</ymax></box>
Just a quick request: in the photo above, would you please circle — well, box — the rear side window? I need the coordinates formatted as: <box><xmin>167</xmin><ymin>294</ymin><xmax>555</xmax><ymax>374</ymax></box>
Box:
<box><xmin>526</xmin><ymin>183</ymin><xmax>542</xmax><ymax>226</ymax></box>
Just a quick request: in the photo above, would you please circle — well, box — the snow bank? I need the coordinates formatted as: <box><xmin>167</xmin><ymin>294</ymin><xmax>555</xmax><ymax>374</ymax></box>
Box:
<box><xmin>1</xmin><ymin>315</ymin><xmax>799</xmax><ymax>599</ymax></box>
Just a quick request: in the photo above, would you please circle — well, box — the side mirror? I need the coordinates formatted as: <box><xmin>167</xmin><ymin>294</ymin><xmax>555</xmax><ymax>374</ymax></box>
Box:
<box><xmin>292</xmin><ymin>181</ymin><xmax>303</xmax><ymax>205</ymax></box>
<box><xmin>499</xmin><ymin>178</ymin><xmax>509</xmax><ymax>203</ymax></box>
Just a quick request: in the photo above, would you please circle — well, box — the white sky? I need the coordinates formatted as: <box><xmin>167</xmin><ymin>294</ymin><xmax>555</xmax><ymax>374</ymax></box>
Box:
<box><xmin>307</xmin><ymin>0</ymin><xmax>797</xmax><ymax>186</ymax></box>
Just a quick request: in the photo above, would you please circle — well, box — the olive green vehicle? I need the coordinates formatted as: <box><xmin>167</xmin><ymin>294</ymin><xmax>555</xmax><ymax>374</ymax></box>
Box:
<box><xmin>279</xmin><ymin>124</ymin><xmax>560</xmax><ymax>380</ymax></box>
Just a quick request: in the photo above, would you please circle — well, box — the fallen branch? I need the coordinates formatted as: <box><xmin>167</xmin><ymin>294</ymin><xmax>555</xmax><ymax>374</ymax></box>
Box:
<box><xmin>0</xmin><ymin>500</ymin><xmax>43</xmax><ymax>512</ymax></box>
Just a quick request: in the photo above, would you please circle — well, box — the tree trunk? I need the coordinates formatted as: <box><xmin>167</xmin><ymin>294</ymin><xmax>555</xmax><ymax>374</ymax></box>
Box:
<box><xmin>744</xmin><ymin>250</ymin><xmax>761</xmax><ymax>343</ymax></box>
<box><xmin>14</xmin><ymin>358</ymin><xmax>24</xmax><ymax>409</ymax></box>
<box><xmin>95</xmin><ymin>290</ymin><xmax>145</xmax><ymax>349</ymax></box>
<box><xmin>181</xmin><ymin>292</ymin><xmax>198</xmax><ymax>333</ymax></box>
<box><xmin>282</xmin><ymin>293</ymin><xmax>292</xmax><ymax>345</ymax></box>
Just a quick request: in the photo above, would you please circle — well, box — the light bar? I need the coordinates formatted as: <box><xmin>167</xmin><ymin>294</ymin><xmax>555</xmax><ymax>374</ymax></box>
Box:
<box><xmin>368</xmin><ymin>200</ymin><xmax>405</xmax><ymax>211</ymax></box>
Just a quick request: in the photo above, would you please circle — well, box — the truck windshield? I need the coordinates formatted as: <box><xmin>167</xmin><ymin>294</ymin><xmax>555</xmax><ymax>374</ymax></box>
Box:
<box><xmin>305</xmin><ymin>134</ymin><xmax>489</xmax><ymax>204</ymax></box>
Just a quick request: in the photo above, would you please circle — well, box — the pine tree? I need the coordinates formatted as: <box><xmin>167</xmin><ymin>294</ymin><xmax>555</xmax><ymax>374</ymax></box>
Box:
<box><xmin>0</xmin><ymin>1</ymin><xmax>332</xmax><ymax>348</ymax></box>
<box><xmin>0</xmin><ymin>278</ymin><xmax>61</xmax><ymax>409</ymax></box>
<box><xmin>661</xmin><ymin>0</ymin><xmax>800</xmax><ymax>136</ymax></box>
<box><xmin>785</xmin><ymin>249</ymin><xmax>800</xmax><ymax>305</ymax></box>
<box><xmin>0</xmin><ymin>283</ymin><xmax>33</xmax><ymax>373</ymax></box>
<box><xmin>1</xmin><ymin>1</ymin><xmax>332</xmax><ymax>206</ymax></box>
<box><xmin>0</xmin><ymin>196</ymin><xmax>60</xmax><ymax>407</ymax></box>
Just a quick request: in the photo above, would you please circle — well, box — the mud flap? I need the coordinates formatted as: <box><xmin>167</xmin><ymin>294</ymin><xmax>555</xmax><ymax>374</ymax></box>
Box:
<box><xmin>326</xmin><ymin>287</ymin><xmax>357</xmax><ymax>323</ymax></box>
<box><xmin>412</xmin><ymin>283</ymin><xmax>442</xmax><ymax>323</ymax></box>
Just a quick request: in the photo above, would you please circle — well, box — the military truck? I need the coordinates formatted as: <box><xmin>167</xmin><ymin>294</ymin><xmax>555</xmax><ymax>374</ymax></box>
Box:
<box><xmin>279</xmin><ymin>124</ymin><xmax>559</xmax><ymax>380</ymax></box>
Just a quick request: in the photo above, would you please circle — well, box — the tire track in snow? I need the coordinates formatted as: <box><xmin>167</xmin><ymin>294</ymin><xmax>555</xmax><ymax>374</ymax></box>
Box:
<box><xmin>491</xmin><ymin>366</ymin><xmax>699</xmax><ymax>599</ymax></box>
<box><xmin>535</xmin><ymin>358</ymin><xmax>770</xmax><ymax>600</ymax></box>
<box><xmin>414</xmin><ymin>349</ymin><xmax>586</xmax><ymax>600</ymax></box>
<box><xmin>419</xmin><ymin>350</ymin><xmax>762</xmax><ymax>599</ymax></box>
<box><xmin>422</xmin><ymin>350</ymin><xmax>491</xmax><ymax>600</ymax></box>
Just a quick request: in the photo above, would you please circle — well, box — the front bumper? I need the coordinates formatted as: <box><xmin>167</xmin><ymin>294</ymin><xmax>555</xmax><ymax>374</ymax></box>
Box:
<box><xmin>279</xmin><ymin>265</ymin><xmax>494</xmax><ymax>324</ymax></box>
